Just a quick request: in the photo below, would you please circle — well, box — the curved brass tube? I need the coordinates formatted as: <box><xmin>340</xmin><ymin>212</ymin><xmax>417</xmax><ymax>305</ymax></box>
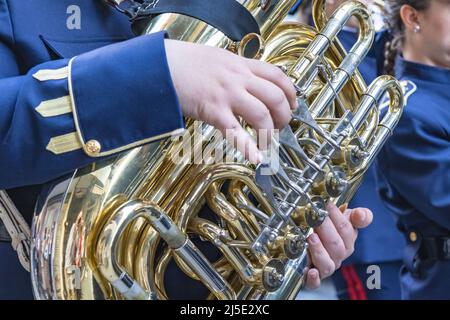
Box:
<box><xmin>31</xmin><ymin>0</ymin><xmax>405</xmax><ymax>300</ymax></box>
<box><xmin>96</xmin><ymin>200</ymin><xmax>235</xmax><ymax>300</ymax></box>
<box><xmin>205</xmin><ymin>182</ymin><xmax>258</xmax><ymax>242</ymax></box>
<box><xmin>189</xmin><ymin>218</ymin><xmax>262</xmax><ymax>285</ymax></box>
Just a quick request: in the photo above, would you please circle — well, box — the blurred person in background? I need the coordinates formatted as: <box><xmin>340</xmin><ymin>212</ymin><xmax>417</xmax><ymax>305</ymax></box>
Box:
<box><xmin>290</xmin><ymin>0</ymin><xmax>405</xmax><ymax>300</ymax></box>
<box><xmin>376</xmin><ymin>0</ymin><xmax>450</xmax><ymax>300</ymax></box>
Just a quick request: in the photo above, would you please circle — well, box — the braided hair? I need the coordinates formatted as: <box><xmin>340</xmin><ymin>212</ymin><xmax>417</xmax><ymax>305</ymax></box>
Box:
<box><xmin>383</xmin><ymin>0</ymin><xmax>431</xmax><ymax>76</ymax></box>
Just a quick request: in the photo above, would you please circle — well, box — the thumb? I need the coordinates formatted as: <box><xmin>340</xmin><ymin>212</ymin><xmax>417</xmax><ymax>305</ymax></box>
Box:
<box><xmin>350</xmin><ymin>208</ymin><xmax>373</xmax><ymax>229</ymax></box>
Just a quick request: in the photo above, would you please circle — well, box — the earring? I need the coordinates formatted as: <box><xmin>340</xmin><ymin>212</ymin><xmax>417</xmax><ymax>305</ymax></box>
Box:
<box><xmin>413</xmin><ymin>25</ymin><xmax>421</xmax><ymax>33</ymax></box>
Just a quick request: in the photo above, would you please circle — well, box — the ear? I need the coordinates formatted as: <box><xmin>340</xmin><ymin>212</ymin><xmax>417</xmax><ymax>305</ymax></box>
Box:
<box><xmin>399</xmin><ymin>4</ymin><xmax>421</xmax><ymax>32</ymax></box>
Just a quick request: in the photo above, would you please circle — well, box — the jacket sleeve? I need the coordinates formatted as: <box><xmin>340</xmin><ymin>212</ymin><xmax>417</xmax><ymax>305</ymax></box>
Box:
<box><xmin>0</xmin><ymin>6</ymin><xmax>184</xmax><ymax>188</ymax></box>
<box><xmin>377</xmin><ymin>110</ymin><xmax>450</xmax><ymax>230</ymax></box>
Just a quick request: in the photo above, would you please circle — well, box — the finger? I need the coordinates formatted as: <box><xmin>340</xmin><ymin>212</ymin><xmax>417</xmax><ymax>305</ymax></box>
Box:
<box><xmin>245</xmin><ymin>59</ymin><xmax>297</xmax><ymax>110</ymax></box>
<box><xmin>245</xmin><ymin>77</ymin><xmax>292</xmax><ymax>129</ymax></box>
<box><xmin>305</xmin><ymin>268</ymin><xmax>321</xmax><ymax>289</ymax></box>
<box><xmin>230</xmin><ymin>92</ymin><xmax>274</xmax><ymax>146</ymax></box>
<box><xmin>327</xmin><ymin>202</ymin><xmax>357</xmax><ymax>252</ymax></box>
<box><xmin>315</xmin><ymin>215</ymin><xmax>347</xmax><ymax>266</ymax></box>
<box><xmin>307</xmin><ymin>233</ymin><xmax>336</xmax><ymax>279</ymax></box>
<box><xmin>349</xmin><ymin>208</ymin><xmax>373</xmax><ymax>229</ymax></box>
<box><xmin>342</xmin><ymin>209</ymin><xmax>359</xmax><ymax>239</ymax></box>
<box><xmin>339</xmin><ymin>203</ymin><xmax>348</xmax><ymax>212</ymax></box>
<box><xmin>212</xmin><ymin>108</ymin><xmax>262</xmax><ymax>164</ymax></box>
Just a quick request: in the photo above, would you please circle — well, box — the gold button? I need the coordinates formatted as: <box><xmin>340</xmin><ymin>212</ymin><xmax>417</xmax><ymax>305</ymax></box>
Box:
<box><xmin>85</xmin><ymin>140</ymin><xmax>101</xmax><ymax>155</ymax></box>
<box><xmin>409</xmin><ymin>232</ymin><xmax>418</xmax><ymax>242</ymax></box>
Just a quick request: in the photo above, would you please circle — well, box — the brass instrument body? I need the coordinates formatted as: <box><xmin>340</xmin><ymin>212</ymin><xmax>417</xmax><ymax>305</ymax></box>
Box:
<box><xmin>31</xmin><ymin>0</ymin><xmax>404</xmax><ymax>300</ymax></box>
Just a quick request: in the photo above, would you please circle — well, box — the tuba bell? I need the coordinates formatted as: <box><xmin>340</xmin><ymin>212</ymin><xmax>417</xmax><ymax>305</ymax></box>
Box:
<box><xmin>30</xmin><ymin>0</ymin><xmax>404</xmax><ymax>300</ymax></box>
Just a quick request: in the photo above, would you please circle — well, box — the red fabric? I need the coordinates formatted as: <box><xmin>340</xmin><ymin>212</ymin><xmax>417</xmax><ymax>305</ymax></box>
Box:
<box><xmin>349</xmin><ymin>265</ymin><xmax>368</xmax><ymax>300</ymax></box>
<box><xmin>341</xmin><ymin>266</ymin><xmax>358</xmax><ymax>300</ymax></box>
<box><xmin>341</xmin><ymin>265</ymin><xmax>368</xmax><ymax>300</ymax></box>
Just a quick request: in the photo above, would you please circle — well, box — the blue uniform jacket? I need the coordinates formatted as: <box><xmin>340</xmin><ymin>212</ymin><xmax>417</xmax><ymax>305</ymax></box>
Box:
<box><xmin>0</xmin><ymin>0</ymin><xmax>184</xmax><ymax>190</ymax></box>
<box><xmin>289</xmin><ymin>0</ymin><xmax>305</xmax><ymax>14</ymax></box>
<box><xmin>339</xmin><ymin>29</ymin><xmax>405</xmax><ymax>265</ymax></box>
<box><xmin>376</xmin><ymin>57</ymin><xmax>450</xmax><ymax>299</ymax></box>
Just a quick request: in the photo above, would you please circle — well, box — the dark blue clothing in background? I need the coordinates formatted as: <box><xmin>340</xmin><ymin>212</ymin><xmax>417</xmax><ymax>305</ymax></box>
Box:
<box><xmin>338</xmin><ymin>28</ymin><xmax>406</xmax><ymax>266</ymax></box>
<box><xmin>0</xmin><ymin>242</ymin><xmax>33</xmax><ymax>299</ymax></box>
<box><xmin>331</xmin><ymin>29</ymin><xmax>405</xmax><ymax>300</ymax></box>
<box><xmin>376</xmin><ymin>57</ymin><xmax>450</xmax><ymax>300</ymax></box>
<box><xmin>287</xmin><ymin>2</ymin><xmax>406</xmax><ymax>299</ymax></box>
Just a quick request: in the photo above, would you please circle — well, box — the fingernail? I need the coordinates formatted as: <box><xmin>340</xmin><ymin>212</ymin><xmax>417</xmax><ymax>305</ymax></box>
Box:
<box><xmin>339</xmin><ymin>203</ymin><xmax>348</xmax><ymax>213</ymax></box>
<box><xmin>360</xmin><ymin>209</ymin><xmax>368</xmax><ymax>223</ymax></box>
<box><xmin>257</xmin><ymin>151</ymin><xmax>264</xmax><ymax>164</ymax></box>
<box><xmin>326</xmin><ymin>201</ymin><xmax>334</xmax><ymax>211</ymax></box>
<box><xmin>248</xmin><ymin>151</ymin><xmax>262</xmax><ymax>165</ymax></box>
<box><xmin>309</xmin><ymin>233</ymin><xmax>319</xmax><ymax>244</ymax></box>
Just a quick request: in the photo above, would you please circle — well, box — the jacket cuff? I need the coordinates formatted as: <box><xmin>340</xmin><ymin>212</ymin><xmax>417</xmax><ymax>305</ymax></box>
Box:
<box><xmin>68</xmin><ymin>31</ymin><xmax>184</xmax><ymax>157</ymax></box>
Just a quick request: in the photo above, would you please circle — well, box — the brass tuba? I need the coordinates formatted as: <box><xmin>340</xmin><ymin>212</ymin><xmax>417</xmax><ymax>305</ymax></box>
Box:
<box><xmin>30</xmin><ymin>0</ymin><xmax>404</xmax><ymax>300</ymax></box>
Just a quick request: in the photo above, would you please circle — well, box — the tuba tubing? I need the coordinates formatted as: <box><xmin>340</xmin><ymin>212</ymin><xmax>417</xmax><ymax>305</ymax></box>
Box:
<box><xmin>30</xmin><ymin>0</ymin><xmax>405</xmax><ymax>300</ymax></box>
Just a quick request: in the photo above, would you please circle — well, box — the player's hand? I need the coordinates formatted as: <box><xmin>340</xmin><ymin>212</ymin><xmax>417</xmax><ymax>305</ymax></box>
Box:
<box><xmin>165</xmin><ymin>39</ymin><xmax>297</xmax><ymax>164</ymax></box>
<box><xmin>304</xmin><ymin>202</ymin><xmax>373</xmax><ymax>289</ymax></box>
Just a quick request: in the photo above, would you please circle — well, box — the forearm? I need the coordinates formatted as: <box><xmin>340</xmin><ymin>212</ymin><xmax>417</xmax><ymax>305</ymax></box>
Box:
<box><xmin>0</xmin><ymin>32</ymin><xmax>184</xmax><ymax>188</ymax></box>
